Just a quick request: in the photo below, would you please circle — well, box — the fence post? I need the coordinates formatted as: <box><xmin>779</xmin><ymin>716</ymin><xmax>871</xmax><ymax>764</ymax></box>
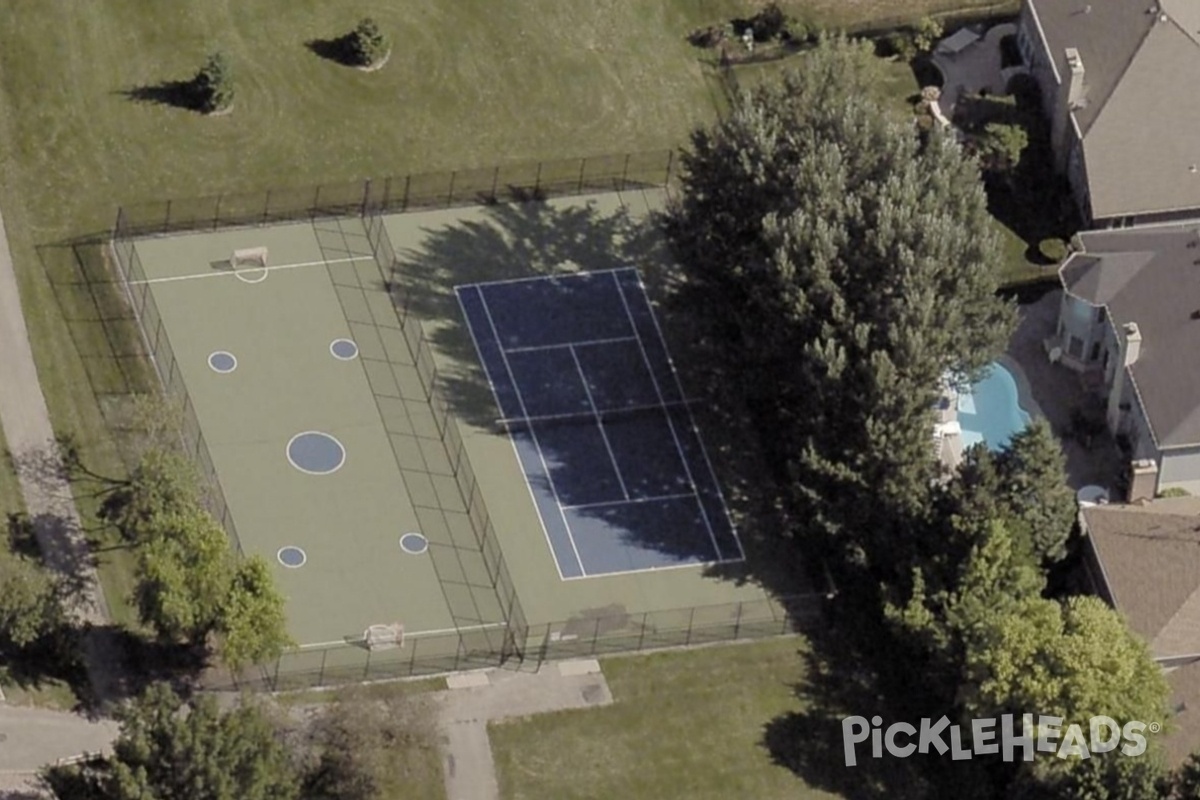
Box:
<box><xmin>534</xmin><ymin>161</ymin><xmax>542</xmax><ymax>195</ymax></box>
<box><xmin>262</xmin><ymin>190</ymin><xmax>272</xmax><ymax>224</ymax></box>
<box><xmin>637</xmin><ymin>612</ymin><xmax>647</xmax><ymax>651</ymax></box>
<box><xmin>447</xmin><ymin>171</ymin><xmax>457</xmax><ymax>206</ymax></box>
<box><xmin>402</xmin><ymin>175</ymin><xmax>411</xmax><ymax>211</ymax></box>
<box><xmin>361</xmin><ymin>178</ymin><xmax>372</xmax><ymax>217</ymax></box>
<box><xmin>733</xmin><ymin>602</ymin><xmax>743</xmax><ymax>640</ymax></box>
<box><xmin>685</xmin><ymin>607</ymin><xmax>696</xmax><ymax>646</ymax></box>
<box><xmin>577</xmin><ymin>158</ymin><xmax>587</xmax><ymax>193</ymax></box>
<box><xmin>490</xmin><ymin>166</ymin><xmax>500</xmax><ymax>202</ymax></box>
<box><xmin>212</xmin><ymin>194</ymin><xmax>223</xmax><ymax>230</ymax></box>
<box><xmin>665</xmin><ymin>150</ymin><xmax>675</xmax><ymax>186</ymax></box>
<box><xmin>620</xmin><ymin>153</ymin><xmax>630</xmax><ymax>191</ymax></box>
<box><xmin>591</xmin><ymin>617</ymin><xmax>602</xmax><ymax>655</ymax></box>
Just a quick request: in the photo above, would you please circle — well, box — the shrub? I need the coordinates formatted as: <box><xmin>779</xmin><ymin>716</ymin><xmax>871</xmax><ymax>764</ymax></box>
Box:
<box><xmin>750</xmin><ymin>2</ymin><xmax>787</xmax><ymax>42</ymax></box>
<box><xmin>1159</xmin><ymin>487</ymin><xmax>1192</xmax><ymax>498</ymax></box>
<box><xmin>913</xmin><ymin>17</ymin><xmax>944</xmax><ymax>54</ymax></box>
<box><xmin>1038</xmin><ymin>237</ymin><xmax>1068</xmax><ymax>264</ymax></box>
<box><xmin>688</xmin><ymin>25</ymin><xmax>725</xmax><ymax>48</ymax></box>
<box><xmin>349</xmin><ymin>17</ymin><xmax>390</xmax><ymax>67</ymax></box>
<box><xmin>885</xmin><ymin>31</ymin><xmax>918</xmax><ymax>61</ymax></box>
<box><xmin>784</xmin><ymin>19</ymin><xmax>811</xmax><ymax>45</ymax></box>
<box><xmin>194</xmin><ymin>51</ymin><xmax>233</xmax><ymax>114</ymax></box>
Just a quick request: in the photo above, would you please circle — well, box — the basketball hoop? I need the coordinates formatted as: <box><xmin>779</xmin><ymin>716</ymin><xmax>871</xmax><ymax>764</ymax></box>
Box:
<box><xmin>363</xmin><ymin>622</ymin><xmax>404</xmax><ymax>651</ymax></box>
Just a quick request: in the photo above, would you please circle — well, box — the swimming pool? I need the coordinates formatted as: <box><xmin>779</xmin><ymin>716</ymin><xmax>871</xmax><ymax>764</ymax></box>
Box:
<box><xmin>957</xmin><ymin>361</ymin><xmax>1031</xmax><ymax>450</ymax></box>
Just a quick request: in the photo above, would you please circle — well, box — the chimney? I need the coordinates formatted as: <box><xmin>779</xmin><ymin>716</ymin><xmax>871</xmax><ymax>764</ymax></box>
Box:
<box><xmin>1065</xmin><ymin>48</ymin><xmax>1086</xmax><ymax>108</ymax></box>
<box><xmin>1123</xmin><ymin>322</ymin><xmax>1142</xmax><ymax>366</ymax></box>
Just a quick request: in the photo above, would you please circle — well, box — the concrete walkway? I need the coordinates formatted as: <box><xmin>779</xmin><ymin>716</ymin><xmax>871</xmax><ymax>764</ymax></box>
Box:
<box><xmin>0</xmin><ymin>208</ymin><xmax>120</xmax><ymax>708</ymax></box>
<box><xmin>932</xmin><ymin>22</ymin><xmax>1019</xmax><ymax>115</ymax></box>
<box><xmin>436</xmin><ymin>660</ymin><xmax>612</xmax><ymax>800</ymax></box>
<box><xmin>0</xmin><ymin>707</ymin><xmax>118</xmax><ymax>772</ymax></box>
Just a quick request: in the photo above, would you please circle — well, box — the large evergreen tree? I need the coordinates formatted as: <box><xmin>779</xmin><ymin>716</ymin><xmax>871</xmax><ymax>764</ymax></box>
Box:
<box><xmin>666</xmin><ymin>36</ymin><xmax>1015</xmax><ymax>576</ymax></box>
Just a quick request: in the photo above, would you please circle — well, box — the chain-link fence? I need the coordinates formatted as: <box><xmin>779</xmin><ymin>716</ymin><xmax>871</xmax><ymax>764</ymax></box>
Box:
<box><xmin>204</xmin><ymin>593</ymin><xmax>817</xmax><ymax>691</ymax></box>
<box><xmin>108</xmin><ymin>226</ymin><xmax>242</xmax><ymax>553</ymax></box>
<box><xmin>112</xmin><ymin>152</ymin><xmax>824</xmax><ymax>692</ymax></box>
<box><xmin>113</xmin><ymin>151</ymin><xmax>675</xmax><ymax>239</ymax></box>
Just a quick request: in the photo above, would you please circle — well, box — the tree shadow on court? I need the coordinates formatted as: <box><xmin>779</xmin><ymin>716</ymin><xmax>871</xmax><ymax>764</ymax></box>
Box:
<box><xmin>397</xmin><ymin>197</ymin><xmax>669</xmax><ymax>430</ymax></box>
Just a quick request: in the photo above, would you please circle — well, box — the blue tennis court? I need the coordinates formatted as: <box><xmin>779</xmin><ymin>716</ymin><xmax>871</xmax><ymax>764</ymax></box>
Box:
<box><xmin>456</xmin><ymin>268</ymin><xmax>744</xmax><ymax>579</ymax></box>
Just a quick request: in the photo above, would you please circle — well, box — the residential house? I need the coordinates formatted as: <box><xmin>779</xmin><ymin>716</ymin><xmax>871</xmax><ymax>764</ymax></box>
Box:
<box><xmin>1017</xmin><ymin>0</ymin><xmax>1200</xmax><ymax>228</ymax></box>
<box><xmin>1081</xmin><ymin>497</ymin><xmax>1200</xmax><ymax>762</ymax></box>
<box><xmin>1049</xmin><ymin>225</ymin><xmax>1200</xmax><ymax>499</ymax></box>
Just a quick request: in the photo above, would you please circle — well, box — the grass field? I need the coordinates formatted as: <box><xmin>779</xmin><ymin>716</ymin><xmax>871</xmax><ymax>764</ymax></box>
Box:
<box><xmin>490</xmin><ymin>638</ymin><xmax>839</xmax><ymax>800</ymax></box>
<box><xmin>0</xmin><ymin>0</ymin><xmax>1028</xmax><ymax>639</ymax></box>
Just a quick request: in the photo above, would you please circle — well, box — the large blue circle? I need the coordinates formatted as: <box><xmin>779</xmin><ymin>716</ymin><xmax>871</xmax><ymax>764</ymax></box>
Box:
<box><xmin>287</xmin><ymin>432</ymin><xmax>346</xmax><ymax>475</ymax></box>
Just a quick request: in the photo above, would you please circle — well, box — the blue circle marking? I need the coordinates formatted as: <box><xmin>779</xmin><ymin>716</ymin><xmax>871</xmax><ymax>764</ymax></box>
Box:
<box><xmin>287</xmin><ymin>432</ymin><xmax>346</xmax><ymax>475</ymax></box>
<box><xmin>208</xmin><ymin>351</ymin><xmax>237</xmax><ymax>373</ymax></box>
<box><xmin>400</xmin><ymin>532</ymin><xmax>429</xmax><ymax>555</ymax></box>
<box><xmin>331</xmin><ymin>339</ymin><xmax>359</xmax><ymax>360</ymax></box>
<box><xmin>277</xmin><ymin>546</ymin><xmax>307</xmax><ymax>568</ymax></box>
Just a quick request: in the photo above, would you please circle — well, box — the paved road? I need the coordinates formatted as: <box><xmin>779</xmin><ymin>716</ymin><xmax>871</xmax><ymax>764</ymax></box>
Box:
<box><xmin>436</xmin><ymin>660</ymin><xmax>612</xmax><ymax>800</ymax></box>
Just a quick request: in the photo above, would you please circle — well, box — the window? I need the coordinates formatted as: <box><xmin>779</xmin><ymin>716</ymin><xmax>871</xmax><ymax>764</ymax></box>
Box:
<box><xmin>1068</xmin><ymin>335</ymin><xmax>1084</xmax><ymax>358</ymax></box>
<box><xmin>1097</xmin><ymin>307</ymin><xmax>1106</xmax><ymax>324</ymax></box>
<box><xmin>1090</xmin><ymin>341</ymin><xmax>1101</xmax><ymax>361</ymax></box>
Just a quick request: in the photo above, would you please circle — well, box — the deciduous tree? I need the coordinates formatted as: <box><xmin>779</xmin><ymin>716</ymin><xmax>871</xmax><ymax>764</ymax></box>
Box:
<box><xmin>219</xmin><ymin>556</ymin><xmax>293</xmax><ymax>670</ymax></box>
<box><xmin>134</xmin><ymin>507</ymin><xmax>233</xmax><ymax>644</ymax></box>
<box><xmin>45</xmin><ymin>683</ymin><xmax>299</xmax><ymax>800</ymax></box>
<box><xmin>0</xmin><ymin>550</ymin><xmax>63</xmax><ymax>649</ymax></box>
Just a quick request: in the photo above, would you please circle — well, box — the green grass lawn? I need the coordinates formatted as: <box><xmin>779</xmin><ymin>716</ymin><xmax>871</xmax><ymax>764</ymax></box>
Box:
<box><xmin>490</xmin><ymin>638</ymin><xmax>839</xmax><ymax>800</ymax></box>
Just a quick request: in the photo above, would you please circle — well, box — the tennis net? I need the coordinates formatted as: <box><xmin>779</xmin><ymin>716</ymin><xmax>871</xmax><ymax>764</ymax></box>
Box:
<box><xmin>495</xmin><ymin>400</ymin><xmax>696</xmax><ymax>434</ymax></box>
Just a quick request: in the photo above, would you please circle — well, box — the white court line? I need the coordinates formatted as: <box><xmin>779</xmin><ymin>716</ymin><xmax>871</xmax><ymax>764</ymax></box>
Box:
<box><xmin>455</xmin><ymin>287</ymin><xmax>568</xmax><ymax>583</ymax></box>
<box><xmin>569</xmin><ymin>344</ymin><xmax>629</xmax><ymax>500</ymax></box>
<box><xmin>477</xmin><ymin>291</ymin><xmax>590</xmax><ymax>578</ymax></box>
<box><xmin>503</xmin><ymin>336</ymin><xmax>638</xmax><ymax>354</ymax></box>
<box><xmin>560</xmin><ymin>492</ymin><xmax>695</xmax><ymax>511</ymax></box>
<box><xmin>628</xmin><ymin>270</ymin><xmax>747</xmax><ymax>562</ymax></box>
<box><xmin>560</xmin><ymin>554</ymin><xmax>747</xmax><ymax>582</ymax></box>
<box><xmin>455</xmin><ymin>266</ymin><xmax>632</xmax><ymax>291</ymax></box>
<box><xmin>131</xmin><ymin>255</ymin><xmax>374</xmax><ymax>285</ymax></box>
<box><xmin>298</xmin><ymin>621</ymin><xmax>508</xmax><ymax>650</ymax></box>
<box><xmin>611</xmin><ymin>270</ymin><xmax>725</xmax><ymax>562</ymax></box>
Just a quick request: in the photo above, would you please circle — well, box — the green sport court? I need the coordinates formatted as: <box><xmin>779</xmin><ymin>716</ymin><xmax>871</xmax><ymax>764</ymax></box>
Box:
<box><xmin>123</xmin><ymin>188</ymin><xmax>789</xmax><ymax>669</ymax></box>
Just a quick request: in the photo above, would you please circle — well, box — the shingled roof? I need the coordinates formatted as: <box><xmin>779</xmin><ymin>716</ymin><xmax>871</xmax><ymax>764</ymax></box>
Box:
<box><xmin>1028</xmin><ymin>0</ymin><xmax>1200</xmax><ymax>219</ymax></box>
<box><xmin>1061</xmin><ymin>225</ymin><xmax>1200</xmax><ymax>448</ymax></box>
<box><xmin>1083</xmin><ymin>497</ymin><xmax>1200</xmax><ymax>660</ymax></box>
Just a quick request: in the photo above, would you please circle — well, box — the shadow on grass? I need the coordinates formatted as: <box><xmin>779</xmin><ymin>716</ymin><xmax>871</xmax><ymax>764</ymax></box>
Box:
<box><xmin>305</xmin><ymin>35</ymin><xmax>359</xmax><ymax>67</ymax></box>
<box><xmin>118</xmin><ymin>78</ymin><xmax>204</xmax><ymax>112</ymax></box>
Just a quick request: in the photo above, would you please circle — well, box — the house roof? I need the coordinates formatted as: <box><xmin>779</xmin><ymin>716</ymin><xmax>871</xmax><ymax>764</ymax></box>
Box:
<box><xmin>1082</xmin><ymin>497</ymin><xmax>1200</xmax><ymax>660</ymax></box>
<box><xmin>1028</xmin><ymin>0</ymin><xmax>1200</xmax><ymax>219</ymax></box>
<box><xmin>1062</xmin><ymin>226</ymin><xmax>1200</xmax><ymax>448</ymax></box>
<box><xmin>1167</xmin><ymin>662</ymin><xmax>1200</xmax><ymax>766</ymax></box>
